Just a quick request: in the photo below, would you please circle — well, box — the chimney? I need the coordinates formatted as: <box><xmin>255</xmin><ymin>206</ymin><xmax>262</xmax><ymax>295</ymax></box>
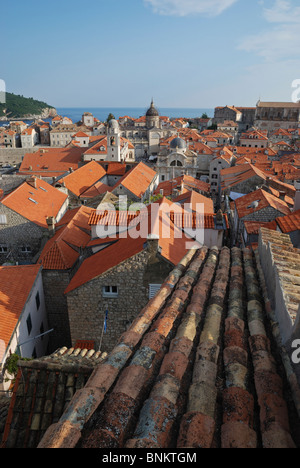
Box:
<box><xmin>294</xmin><ymin>180</ymin><xmax>300</xmax><ymax>212</ymax></box>
<box><xmin>147</xmin><ymin>234</ymin><xmax>160</xmax><ymax>259</ymax></box>
<box><xmin>27</xmin><ymin>176</ymin><xmax>37</xmax><ymax>189</ymax></box>
<box><xmin>46</xmin><ymin>216</ymin><xmax>56</xmax><ymax>236</ymax></box>
<box><xmin>215</xmin><ymin>210</ymin><xmax>224</xmax><ymax>228</ymax></box>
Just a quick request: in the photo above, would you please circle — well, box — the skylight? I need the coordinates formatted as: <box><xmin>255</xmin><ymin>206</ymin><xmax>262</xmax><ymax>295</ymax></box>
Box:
<box><xmin>28</xmin><ymin>197</ymin><xmax>38</xmax><ymax>204</ymax></box>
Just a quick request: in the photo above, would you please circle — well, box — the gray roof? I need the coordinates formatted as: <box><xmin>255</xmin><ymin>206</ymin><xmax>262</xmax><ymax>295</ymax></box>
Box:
<box><xmin>170</xmin><ymin>137</ymin><xmax>187</xmax><ymax>150</ymax></box>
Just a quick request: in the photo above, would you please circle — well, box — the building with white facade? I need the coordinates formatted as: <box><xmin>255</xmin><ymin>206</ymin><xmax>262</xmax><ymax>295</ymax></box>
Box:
<box><xmin>0</xmin><ymin>265</ymin><xmax>49</xmax><ymax>393</ymax></box>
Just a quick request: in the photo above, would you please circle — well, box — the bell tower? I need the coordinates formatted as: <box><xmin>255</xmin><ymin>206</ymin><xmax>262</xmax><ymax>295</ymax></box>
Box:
<box><xmin>146</xmin><ymin>99</ymin><xmax>160</xmax><ymax>129</ymax></box>
<box><xmin>107</xmin><ymin>119</ymin><xmax>121</xmax><ymax>161</ymax></box>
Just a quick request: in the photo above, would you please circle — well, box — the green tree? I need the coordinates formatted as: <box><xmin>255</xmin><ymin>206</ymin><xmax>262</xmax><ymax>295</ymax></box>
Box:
<box><xmin>107</xmin><ymin>113</ymin><xmax>115</xmax><ymax>123</ymax></box>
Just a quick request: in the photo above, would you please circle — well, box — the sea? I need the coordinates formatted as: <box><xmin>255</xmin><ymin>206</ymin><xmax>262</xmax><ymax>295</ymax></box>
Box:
<box><xmin>0</xmin><ymin>107</ymin><xmax>214</xmax><ymax>127</ymax></box>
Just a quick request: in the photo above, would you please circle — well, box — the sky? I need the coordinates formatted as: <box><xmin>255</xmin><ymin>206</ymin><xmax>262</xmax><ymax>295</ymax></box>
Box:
<box><xmin>1</xmin><ymin>0</ymin><xmax>300</xmax><ymax>109</ymax></box>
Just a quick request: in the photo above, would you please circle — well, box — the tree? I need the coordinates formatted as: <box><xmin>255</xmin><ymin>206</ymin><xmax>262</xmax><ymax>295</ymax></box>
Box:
<box><xmin>201</xmin><ymin>113</ymin><xmax>209</xmax><ymax>119</ymax></box>
<box><xmin>107</xmin><ymin>113</ymin><xmax>115</xmax><ymax>123</ymax></box>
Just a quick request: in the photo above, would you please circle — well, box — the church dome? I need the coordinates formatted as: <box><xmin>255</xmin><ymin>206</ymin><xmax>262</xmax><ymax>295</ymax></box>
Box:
<box><xmin>170</xmin><ymin>137</ymin><xmax>187</xmax><ymax>150</ymax></box>
<box><xmin>146</xmin><ymin>100</ymin><xmax>159</xmax><ymax>117</ymax></box>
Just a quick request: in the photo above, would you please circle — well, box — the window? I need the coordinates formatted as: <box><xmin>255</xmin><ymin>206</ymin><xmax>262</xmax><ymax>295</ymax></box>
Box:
<box><xmin>149</xmin><ymin>284</ymin><xmax>162</xmax><ymax>299</ymax></box>
<box><xmin>21</xmin><ymin>246</ymin><xmax>32</xmax><ymax>253</ymax></box>
<box><xmin>0</xmin><ymin>245</ymin><xmax>8</xmax><ymax>253</ymax></box>
<box><xmin>0</xmin><ymin>215</ymin><xmax>7</xmax><ymax>225</ymax></box>
<box><xmin>26</xmin><ymin>314</ymin><xmax>32</xmax><ymax>335</ymax></box>
<box><xmin>103</xmin><ymin>286</ymin><xmax>118</xmax><ymax>298</ymax></box>
<box><xmin>36</xmin><ymin>291</ymin><xmax>40</xmax><ymax>310</ymax></box>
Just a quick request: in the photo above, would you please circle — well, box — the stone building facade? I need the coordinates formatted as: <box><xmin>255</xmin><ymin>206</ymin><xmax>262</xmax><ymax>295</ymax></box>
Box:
<box><xmin>213</xmin><ymin>106</ymin><xmax>256</xmax><ymax>132</ymax></box>
<box><xmin>255</xmin><ymin>101</ymin><xmax>300</xmax><ymax>131</ymax></box>
<box><xmin>156</xmin><ymin>137</ymin><xmax>214</xmax><ymax>182</ymax></box>
<box><xmin>233</xmin><ymin>205</ymin><xmax>287</xmax><ymax>246</ymax></box>
<box><xmin>119</xmin><ymin>101</ymin><xmax>177</xmax><ymax>158</ymax></box>
<box><xmin>66</xmin><ymin>244</ymin><xmax>173</xmax><ymax>353</ymax></box>
<box><xmin>0</xmin><ymin>205</ymin><xmax>47</xmax><ymax>264</ymax></box>
<box><xmin>42</xmin><ymin>269</ymin><xmax>73</xmax><ymax>352</ymax></box>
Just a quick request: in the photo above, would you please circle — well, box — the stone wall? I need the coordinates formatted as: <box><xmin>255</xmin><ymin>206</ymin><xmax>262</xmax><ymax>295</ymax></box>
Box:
<box><xmin>0</xmin><ymin>174</ymin><xmax>26</xmax><ymax>194</ymax></box>
<box><xmin>42</xmin><ymin>270</ymin><xmax>73</xmax><ymax>352</ymax></box>
<box><xmin>229</xmin><ymin>175</ymin><xmax>265</xmax><ymax>195</ymax></box>
<box><xmin>0</xmin><ymin>205</ymin><xmax>47</xmax><ymax>264</ymax></box>
<box><xmin>66</xmin><ymin>244</ymin><xmax>172</xmax><ymax>353</ymax></box>
<box><xmin>235</xmin><ymin>206</ymin><xmax>285</xmax><ymax>245</ymax></box>
<box><xmin>258</xmin><ymin>228</ymin><xmax>300</xmax><ymax>346</ymax></box>
<box><xmin>0</xmin><ymin>147</ymin><xmax>37</xmax><ymax>165</ymax></box>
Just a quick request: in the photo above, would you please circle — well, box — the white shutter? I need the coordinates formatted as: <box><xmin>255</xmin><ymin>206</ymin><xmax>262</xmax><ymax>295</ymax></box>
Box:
<box><xmin>149</xmin><ymin>284</ymin><xmax>162</xmax><ymax>299</ymax></box>
<box><xmin>0</xmin><ymin>215</ymin><xmax>7</xmax><ymax>225</ymax></box>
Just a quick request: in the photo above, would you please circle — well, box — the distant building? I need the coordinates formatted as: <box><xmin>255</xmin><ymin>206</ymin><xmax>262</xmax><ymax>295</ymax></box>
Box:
<box><xmin>119</xmin><ymin>100</ymin><xmax>177</xmax><ymax>158</ymax></box>
<box><xmin>2</xmin><ymin>130</ymin><xmax>21</xmax><ymax>148</ymax></box>
<box><xmin>21</xmin><ymin>127</ymin><xmax>39</xmax><ymax>148</ymax></box>
<box><xmin>50</xmin><ymin>124</ymin><xmax>92</xmax><ymax>147</ymax></box>
<box><xmin>156</xmin><ymin>136</ymin><xmax>214</xmax><ymax>181</ymax></box>
<box><xmin>213</xmin><ymin>106</ymin><xmax>256</xmax><ymax>132</ymax></box>
<box><xmin>83</xmin><ymin>119</ymin><xmax>135</xmax><ymax>163</ymax></box>
<box><xmin>239</xmin><ymin>128</ymin><xmax>269</xmax><ymax>149</ymax></box>
<box><xmin>255</xmin><ymin>101</ymin><xmax>300</xmax><ymax>131</ymax></box>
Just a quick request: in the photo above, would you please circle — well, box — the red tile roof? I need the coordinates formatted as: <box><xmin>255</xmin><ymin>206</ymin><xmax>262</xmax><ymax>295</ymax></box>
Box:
<box><xmin>243</xmin><ymin>220</ymin><xmax>277</xmax><ymax>235</ymax></box>
<box><xmin>0</xmin><ymin>265</ymin><xmax>41</xmax><ymax>348</ymax></box>
<box><xmin>234</xmin><ymin>189</ymin><xmax>291</xmax><ymax>219</ymax></box>
<box><xmin>104</xmin><ymin>162</ymin><xmax>127</xmax><ymax>176</ymax></box>
<box><xmin>221</xmin><ymin>164</ymin><xmax>268</xmax><ymax>190</ymax></box>
<box><xmin>64</xmin><ymin>235</ymin><xmax>146</xmax><ymax>294</ymax></box>
<box><xmin>276</xmin><ymin>209</ymin><xmax>300</xmax><ymax>233</ymax></box>
<box><xmin>60</xmin><ymin>161</ymin><xmax>107</xmax><ymax>197</ymax></box>
<box><xmin>112</xmin><ymin>162</ymin><xmax>157</xmax><ymax>198</ymax></box>
<box><xmin>18</xmin><ymin>147</ymin><xmax>84</xmax><ymax>177</ymax></box>
<box><xmin>1</xmin><ymin>178</ymin><xmax>68</xmax><ymax>228</ymax></box>
<box><xmin>173</xmin><ymin>190</ymin><xmax>214</xmax><ymax>214</ymax></box>
<box><xmin>38</xmin><ymin>206</ymin><xmax>93</xmax><ymax>269</ymax></box>
<box><xmin>66</xmin><ymin>201</ymin><xmax>201</xmax><ymax>294</ymax></box>
<box><xmin>154</xmin><ymin>175</ymin><xmax>210</xmax><ymax>197</ymax></box>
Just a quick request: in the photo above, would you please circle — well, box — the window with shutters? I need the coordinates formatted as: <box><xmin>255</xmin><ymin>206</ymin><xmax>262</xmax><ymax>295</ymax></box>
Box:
<box><xmin>149</xmin><ymin>284</ymin><xmax>162</xmax><ymax>299</ymax></box>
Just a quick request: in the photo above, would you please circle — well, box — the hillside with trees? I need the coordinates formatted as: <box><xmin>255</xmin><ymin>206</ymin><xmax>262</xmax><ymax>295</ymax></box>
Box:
<box><xmin>0</xmin><ymin>92</ymin><xmax>57</xmax><ymax>119</ymax></box>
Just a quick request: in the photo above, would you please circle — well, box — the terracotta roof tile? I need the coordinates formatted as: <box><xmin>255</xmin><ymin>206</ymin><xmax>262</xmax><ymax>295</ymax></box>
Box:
<box><xmin>18</xmin><ymin>147</ymin><xmax>84</xmax><ymax>177</ymax></box>
<box><xmin>112</xmin><ymin>162</ymin><xmax>157</xmax><ymax>198</ymax></box>
<box><xmin>235</xmin><ymin>189</ymin><xmax>291</xmax><ymax>219</ymax></box>
<box><xmin>30</xmin><ymin>242</ymin><xmax>300</xmax><ymax>449</ymax></box>
<box><xmin>1</xmin><ymin>347</ymin><xmax>107</xmax><ymax>448</ymax></box>
<box><xmin>173</xmin><ymin>190</ymin><xmax>214</xmax><ymax>214</ymax></box>
<box><xmin>0</xmin><ymin>265</ymin><xmax>41</xmax><ymax>348</ymax></box>
<box><xmin>38</xmin><ymin>206</ymin><xmax>93</xmax><ymax>269</ymax></box>
<box><xmin>276</xmin><ymin>209</ymin><xmax>300</xmax><ymax>233</ymax></box>
<box><xmin>60</xmin><ymin>161</ymin><xmax>107</xmax><ymax>197</ymax></box>
<box><xmin>154</xmin><ymin>175</ymin><xmax>210</xmax><ymax>197</ymax></box>
<box><xmin>1</xmin><ymin>178</ymin><xmax>68</xmax><ymax>228</ymax></box>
